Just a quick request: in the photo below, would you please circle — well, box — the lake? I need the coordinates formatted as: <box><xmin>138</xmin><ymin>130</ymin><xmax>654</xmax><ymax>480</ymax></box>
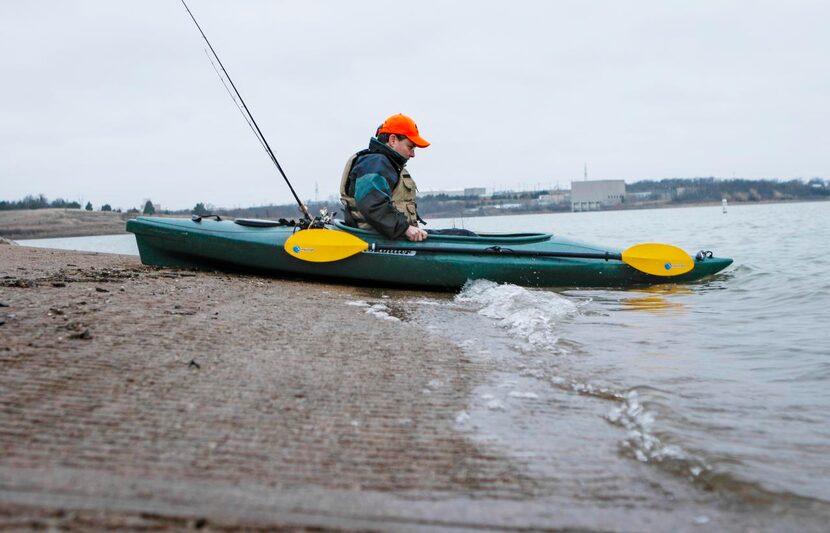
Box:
<box><xmin>18</xmin><ymin>201</ymin><xmax>830</xmax><ymax>524</ymax></box>
<box><xmin>18</xmin><ymin>233</ymin><xmax>139</xmax><ymax>256</ymax></box>
<box><xmin>434</xmin><ymin>203</ymin><xmax>830</xmax><ymax>502</ymax></box>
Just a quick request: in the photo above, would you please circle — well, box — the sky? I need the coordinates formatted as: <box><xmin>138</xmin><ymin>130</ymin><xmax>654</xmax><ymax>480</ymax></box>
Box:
<box><xmin>1</xmin><ymin>1</ymin><xmax>828</xmax><ymax>211</ymax></box>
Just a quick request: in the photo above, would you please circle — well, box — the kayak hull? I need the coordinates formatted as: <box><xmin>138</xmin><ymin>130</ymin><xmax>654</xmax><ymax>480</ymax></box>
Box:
<box><xmin>126</xmin><ymin>217</ymin><xmax>733</xmax><ymax>289</ymax></box>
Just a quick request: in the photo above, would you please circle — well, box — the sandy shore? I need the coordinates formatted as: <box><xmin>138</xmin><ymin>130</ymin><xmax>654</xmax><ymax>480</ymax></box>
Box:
<box><xmin>3</xmin><ymin>246</ymin><xmax>829</xmax><ymax>531</ymax></box>
<box><xmin>0</xmin><ymin>246</ymin><xmax>537</xmax><ymax>530</ymax></box>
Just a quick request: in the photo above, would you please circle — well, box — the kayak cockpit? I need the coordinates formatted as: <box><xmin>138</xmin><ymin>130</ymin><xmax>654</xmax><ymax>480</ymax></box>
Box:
<box><xmin>332</xmin><ymin>219</ymin><xmax>552</xmax><ymax>244</ymax></box>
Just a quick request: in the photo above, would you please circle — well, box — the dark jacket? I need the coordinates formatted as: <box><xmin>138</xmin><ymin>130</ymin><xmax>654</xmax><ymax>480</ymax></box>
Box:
<box><xmin>344</xmin><ymin>138</ymin><xmax>412</xmax><ymax>239</ymax></box>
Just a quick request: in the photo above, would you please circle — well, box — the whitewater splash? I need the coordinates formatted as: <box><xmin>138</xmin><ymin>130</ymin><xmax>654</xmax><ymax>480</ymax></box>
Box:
<box><xmin>455</xmin><ymin>280</ymin><xmax>579</xmax><ymax>352</ymax></box>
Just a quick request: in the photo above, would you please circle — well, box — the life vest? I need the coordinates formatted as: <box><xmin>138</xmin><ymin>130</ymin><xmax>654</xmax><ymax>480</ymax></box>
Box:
<box><xmin>339</xmin><ymin>150</ymin><xmax>419</xmax><ymax>229</ymax></box>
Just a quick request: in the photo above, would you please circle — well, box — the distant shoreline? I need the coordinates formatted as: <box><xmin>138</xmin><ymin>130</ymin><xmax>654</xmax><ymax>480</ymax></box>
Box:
<box><xmin>2</xmin><ymin>198</ymin><xmax>826</xmax><ymax>240</ymax></box>
<box><xmin>0</xmin><ymin>209</ymin><xmax>131</xmax><ymax>240</ymax></box>
<box><xmin>425</xmin><ymin>197</ymin><xmax>828</xmax><ymax>221</ymax></box>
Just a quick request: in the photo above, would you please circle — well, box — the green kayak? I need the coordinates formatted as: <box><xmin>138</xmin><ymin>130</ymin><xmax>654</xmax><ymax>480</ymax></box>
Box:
<box><xmin>126</xmin><ymin>216</ymin><xmax>732</xmax><ymax>289</ymax></box>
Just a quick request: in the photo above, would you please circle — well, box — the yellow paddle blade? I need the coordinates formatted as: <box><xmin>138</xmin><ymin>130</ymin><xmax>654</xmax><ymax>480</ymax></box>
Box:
<box><xmin>283</xmin><ymin>229</ymin><xmax>368</xmax><ymax>262</ymax></box>
<box><xmin>621</xmin><ymin>243</ymin><xmax>694</xmax><ymax>277</ymax></box>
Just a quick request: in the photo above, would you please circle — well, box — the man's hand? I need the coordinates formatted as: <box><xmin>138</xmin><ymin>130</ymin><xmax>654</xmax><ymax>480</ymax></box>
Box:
<box><xmin>404</xmin><ymin>225</ymin><xmax>428</xmax><ymax>242</ymax></box>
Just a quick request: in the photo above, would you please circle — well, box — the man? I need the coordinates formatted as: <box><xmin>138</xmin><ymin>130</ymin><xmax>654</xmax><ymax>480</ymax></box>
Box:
<box><xmin>339</xmin><ymin>113</ymin><xmax>430</xmax><ymax>241</ymax></box>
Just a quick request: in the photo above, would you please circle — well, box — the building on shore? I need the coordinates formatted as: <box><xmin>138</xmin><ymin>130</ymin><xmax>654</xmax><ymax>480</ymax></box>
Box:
<box><xmin>537</xmin><ymin>190</ymin><xmax>571</xmax><ymax>205</ymax></box>
<box><xmin>571</xmin><ymin>179</ymin><xmax>626</xmax><ymax>212</ymax></box>
<box><xmin>463</xmin><ymin>187</ymin><xmax>487</xmax><ymax>197</ymax></box>
<box><xmin>421</xmin><ymin>187</ymin><xmax>487</xmax><ymax>198</ymax></box>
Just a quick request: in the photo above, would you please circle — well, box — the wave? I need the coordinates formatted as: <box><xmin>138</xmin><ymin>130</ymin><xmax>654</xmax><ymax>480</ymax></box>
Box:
<box><xmin>597</xmin><ymin>385</ymin><xmax>829</xmax><ymax>508</ymax></box>
<box><xmin>455</xmin><ymin>280</ymin><xmax>579</xmax><ymax>352</ymax></box>
<box><xmin>607</xmin><ymin>389</ymin><xmax>705</xmax><ymax>469</ymax></box>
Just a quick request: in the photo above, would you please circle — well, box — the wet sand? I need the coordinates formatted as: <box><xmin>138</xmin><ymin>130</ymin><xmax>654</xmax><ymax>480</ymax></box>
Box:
<box><xmin>1</xmin><ymin>246</ymin><xmax>828</xmax><ymax>531</ymax></box>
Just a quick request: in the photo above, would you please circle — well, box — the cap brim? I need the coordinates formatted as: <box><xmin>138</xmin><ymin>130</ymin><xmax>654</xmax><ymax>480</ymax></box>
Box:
<box><xmin>410</xmin><ymin>135</ymin><xmax>430</xmax><ymax>148</ymax></box>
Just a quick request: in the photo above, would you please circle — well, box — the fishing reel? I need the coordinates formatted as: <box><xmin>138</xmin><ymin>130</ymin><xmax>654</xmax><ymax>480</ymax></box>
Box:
<box><xmin>298</xmin><ymin>208</ymin><xmax>338</xmax><ymax>230</ymax></box>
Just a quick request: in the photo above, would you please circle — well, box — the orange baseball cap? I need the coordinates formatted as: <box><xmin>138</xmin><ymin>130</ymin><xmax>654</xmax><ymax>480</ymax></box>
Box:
<box><xmin>376</xmin><ymin>113</ymin><xmax>430</xmax><ymax>148</ymax></box>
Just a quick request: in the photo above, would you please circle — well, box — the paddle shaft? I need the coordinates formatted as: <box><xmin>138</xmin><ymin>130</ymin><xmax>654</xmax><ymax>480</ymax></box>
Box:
<box><xmin>284</xmin><ymin>229</ymin><xmax>696</xmax><ymax>276</ymax></box>
<box><xmin>368</xmin><ymin>243</ymin><xmax>623</xmax><ymax>261</ymax></box>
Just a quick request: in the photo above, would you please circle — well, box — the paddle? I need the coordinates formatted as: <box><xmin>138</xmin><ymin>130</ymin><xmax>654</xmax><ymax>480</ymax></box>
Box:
<box><xmin>283</xmin><ymin>229</ymin><xmax>695</xmax><ymax>277</ymax></box>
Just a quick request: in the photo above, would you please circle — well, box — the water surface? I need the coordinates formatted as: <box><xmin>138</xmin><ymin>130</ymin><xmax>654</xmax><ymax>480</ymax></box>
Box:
<box><xmin>422</xmin><ymin>202</ymin><xmax>830</xmax><ymax>504</ymax></box>
<box><xmin>18</xmin><ymin>233</ymin><xmax>138</xmax><ymax>256</ymax></box>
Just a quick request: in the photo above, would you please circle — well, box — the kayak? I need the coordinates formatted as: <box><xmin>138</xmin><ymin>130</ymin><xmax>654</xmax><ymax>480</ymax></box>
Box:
<box><xmin>126</xmin><ymin>216</ymin><xmax>732</xmax><ymax>289</ymax></box>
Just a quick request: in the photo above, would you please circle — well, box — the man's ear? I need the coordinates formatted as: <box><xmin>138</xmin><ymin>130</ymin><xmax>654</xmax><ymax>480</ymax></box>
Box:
<box><xmin>387</xmin><ymin>134</ymin><xmax>398</xmax><ymax>146</ymax></box>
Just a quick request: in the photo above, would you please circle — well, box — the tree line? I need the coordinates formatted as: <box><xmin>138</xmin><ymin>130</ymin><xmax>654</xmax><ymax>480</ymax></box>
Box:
<box><xmin>627</xmin><ymin>177</ymin><xmax>828</xmax><ymax>203</ymax></box>
<box><xmin>0</xmin><ymin>194</ymin><xmax>84</xmax><ymax>211</ymax></box>
<box><xmin>0</xmin><ymin>194</ymin><xmax>162</xmax><ymax>214</ymax></box>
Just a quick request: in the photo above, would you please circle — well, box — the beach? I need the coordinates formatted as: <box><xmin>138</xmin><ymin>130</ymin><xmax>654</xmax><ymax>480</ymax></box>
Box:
<box><xmin>3</xmin><ymin>236</ymin><xmax>830</xmax><ymax>530</ymax></box>
<box><xmin>3</xmin><ymin>0</ymin><xmax>828</xmax><ymax>526</ymax></box>
<box><xmin>0</xmin><ymin>245</ymin><xmax>512</xmax><ymax>529</ymax></box>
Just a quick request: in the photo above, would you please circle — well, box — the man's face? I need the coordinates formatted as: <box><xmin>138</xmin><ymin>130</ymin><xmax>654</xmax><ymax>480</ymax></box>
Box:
<box><xmin>388</xmin><ymin>134</ymin><xmax>417</xmax><ymax>160</ymax></box>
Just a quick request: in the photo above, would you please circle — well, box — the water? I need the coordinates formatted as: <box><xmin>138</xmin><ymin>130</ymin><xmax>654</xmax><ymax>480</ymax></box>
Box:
<box><xmin>17</xmin><ymin>233</ymin><xmax>138</xmax><ymax>255</ymax></box>
<box><xmin>423</xmin><ymin>202</ymin><xmax>830</xmax><ymax>506</ymax></box>
<box><xmin>19</xmin><ymin>202</ymin><xmax>830</xmax><ymax>521</ymax></box>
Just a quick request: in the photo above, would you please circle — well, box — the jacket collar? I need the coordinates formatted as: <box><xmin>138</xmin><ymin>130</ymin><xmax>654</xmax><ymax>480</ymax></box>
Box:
<box><xmin>368</xmin><ymin>137</ymin><xmax>407</xmax><ymax>171</ymax></box>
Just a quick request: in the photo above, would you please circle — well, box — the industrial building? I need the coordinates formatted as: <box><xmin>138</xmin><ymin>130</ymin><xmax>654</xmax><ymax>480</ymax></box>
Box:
<box><xmin>571</xmin><ymin>179</ymin><xmax>626</xmax><ymax>211</ymax></box>
<box><xmin>420</xmin><ymin>187</ymin><xmax>487</xmax><ymax>198</ymax></box>
<box><xmin>537</xmin><ymin>190</ymin><xmax>570</xmax><ymax>205</ymax></box>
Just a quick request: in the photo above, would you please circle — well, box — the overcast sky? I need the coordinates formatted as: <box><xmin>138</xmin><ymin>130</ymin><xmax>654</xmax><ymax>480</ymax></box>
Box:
<box><xmin>1</xmin><ymin>1</ymin><xmax>827</xmax><ymax>211</ymax></box>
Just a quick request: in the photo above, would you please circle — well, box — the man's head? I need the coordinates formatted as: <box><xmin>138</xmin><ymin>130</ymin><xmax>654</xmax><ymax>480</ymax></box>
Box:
<box><xmin>376</xmin><ymin>113</ymin><xmax>429</xmax><ymax>160</ymax></box>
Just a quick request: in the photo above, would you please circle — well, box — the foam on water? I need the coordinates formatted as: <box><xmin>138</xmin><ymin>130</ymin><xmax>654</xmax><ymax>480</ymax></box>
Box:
<box><xmin>607</xmin><ymin>390</ymin><xmax>699</xmax><ymax>468</ymax></box>
<box><xmin>455</xmin><ymin>280</ymin><xmax>579</xmax><ymax>352</ymax></box>
<box><xmin>366</xmin><ymin>303</ymin><xmax>400</xmax><ymax>321</ymax></box>
<box><xmin>344</xmin><ymin>300</ymin><xmax>400</xmax><ymax>321</ymax></box>
<box><xmin>508</xmin><ymin>391</ymin><xmax>540</xmax><ymax>399</ymax></box>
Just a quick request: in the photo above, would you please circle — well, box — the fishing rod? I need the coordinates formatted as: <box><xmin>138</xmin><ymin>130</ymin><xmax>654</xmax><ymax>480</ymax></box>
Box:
<box><xmin>179</xmin><ymin>0</ymin><xmax>312</xmax><ymax>221</ymax></box>
<box><xmin>203</xmin><ymin>49</ymin><xmax>269</xmax><ymax>156</ymax></box>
